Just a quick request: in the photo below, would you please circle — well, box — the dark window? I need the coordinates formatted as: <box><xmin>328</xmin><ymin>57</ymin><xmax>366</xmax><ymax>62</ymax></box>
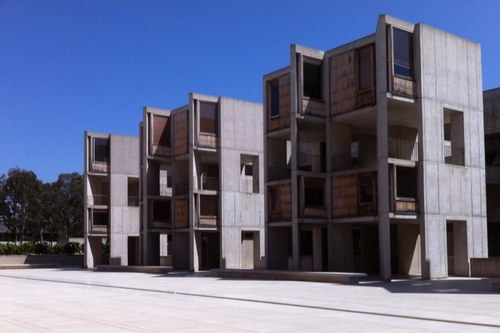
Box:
<box><xmin>305</xmin><ymin>187</ymin><xmax>324</xmax><ymax>206</ymax></box>
<box><xmin>200</xmin><ymin>195</ymin><xmax>218</xmax><ymax>216</ymax></box>
<box><xmin>200</xmin><ymin>101</ymin><xmax>217</xmax><ymax>134</ymax></box>
<box><xmin>303</xmin><ymin>61</ymin><xmax>322</xmax><ymax>100</ymax></box>
<box><xmin>393</xmin><ymin>28</ymin><xmax>414</xmax><ymax>78</ymax></box>
<box><xmin>270</xmin><ymin>80</ymin><xmax>280</xmax><ymax>117</ymax></box>
<box><xmin>153</xmin><ymin>201</ymin><xmax>171</xmax><ymax>221</ymax></box>
<box><xmin>358</xmin><ymin>45</ymin><xmax>372</xmax><ymax>91</ymax></box>
<box><xmin>396</xmin><ymin>167</ymin><xmax>417</xmax><ymax>198</ymax></box>
<box><xmin>300</xmin><ymin>230</ymin><xmax>313</xmax><ymax>256</ymax></box>
<box><xmin>128</xmin><ymin>177</ymin><xmax>140</xmax><ymax>206</ymax></box>
<box><xmin>94</xmin><ymin>138</ymin><xmax>109</xmax><ymax>162</ymax></box>
<box><xmin>359</xmin><ymin>175</ymin><xmax>374</xmax><ymax>203</ymax></box>
<box><xmin>92</xmin><ymin>210</ymin><xmax>109</xmax><ymax>226</ymax></box>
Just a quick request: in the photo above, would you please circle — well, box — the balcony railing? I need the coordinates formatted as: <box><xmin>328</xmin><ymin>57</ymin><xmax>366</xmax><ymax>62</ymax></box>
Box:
<box><xmin>89</xmin><ymin>194</ymin><xmax>109</xmax><ymax>206</ymax></box>
<box><xmin>388</xmin><ymin>138</ymin><xmax>418</xmax><ymax>161</ymax></box>
<box><xmin>297</xmin><ymin>153</ymin><xmax>325</xmax><ymax>172</ymax></box>
<box><xmin>331</xmin><ymin>150</ymin><xmax>376</xmax><ymax>172</ymax></box>
<box><xmin>444</xmin><ymin>145</ymin><xmax>464</xmax><ymax>166</ymax></box>
<box><xmin>268</xmin><ymin>165</ymin><xmax>291</xmax><ymax>181</ymax></box>
<box><xmin>174</xmin><ymin>182</ymin><xmax>189</xmax><ymax>196</ymax></box>
<box><xmin>128</xmin><ymin>196</ymin><xmax>140</xmax><ymax>207</ymax></box>
<box><xmin>199</xmin><ymin>175</ymin><xmax>219</xmax><ymax>191</ymax></box>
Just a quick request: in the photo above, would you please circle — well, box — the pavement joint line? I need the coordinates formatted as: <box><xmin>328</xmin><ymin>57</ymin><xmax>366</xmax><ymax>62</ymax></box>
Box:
<box><xmin>2</xmin><ymin>273</ymin><xmax>499</xmax><ymax>329</ymax></box>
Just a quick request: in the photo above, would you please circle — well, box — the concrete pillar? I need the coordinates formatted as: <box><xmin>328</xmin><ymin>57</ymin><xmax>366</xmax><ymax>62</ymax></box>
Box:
<box><xmin>85</xmin><ymin>237</ymin><xmax>103</xmax><ymax>268</ymax></box>
<box><xmin>398</xmin><ymin>224</ymin><xmax>421</xmax><ymax>276</ymax></box>
<box><xmin>312</xmin><ymin>227</ymin><xmax>322</xmax><ymax>271</ymax></box>
<box><xmin>421</xmin><ymin>215</ymin><xmax>447</xmax><ymax>279</ymax></box>
<box><xmin>331</xmin><ymin>223</ymin><xmax>353</xmax><ymax>272</ymax></box>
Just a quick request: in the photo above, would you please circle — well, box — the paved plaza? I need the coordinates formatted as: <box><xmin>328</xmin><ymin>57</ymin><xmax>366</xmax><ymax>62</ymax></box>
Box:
<box><xmin>0</xmin><ymin>268</ymin><xmax>499</xmax><ymax>332</ymax></box>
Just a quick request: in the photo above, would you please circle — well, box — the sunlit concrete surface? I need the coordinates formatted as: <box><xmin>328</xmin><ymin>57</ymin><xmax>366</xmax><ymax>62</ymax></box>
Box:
<box><xmin>0</xmin><ymin>269</ymin><xmax>499</xmax><ymax>332</ymax></box>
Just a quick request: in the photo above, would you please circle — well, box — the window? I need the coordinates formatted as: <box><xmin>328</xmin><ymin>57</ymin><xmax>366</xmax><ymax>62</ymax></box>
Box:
<box><xmin>128</xmin><ymin>177</ymin><xmax>140</xmax><ymax>206</ymax></box>
<box><xmin>94</xmin><ymin>138</ymin><xmax>109</xmax><ymax>162</ymax></box>
<box><xmin>304</xmin><ymin>188</ymin><xmax>324</xmax><ymax>206</ymax></box>
<box><xmin>396</xmin><ymin>167</ymin><xmax>417</xmax><ymax>198</ymax></box>
<box><xmin>393</xmin><ymin>28</ymin><xmax>414</xmax><ymax>78</ymax></box>
<box><xmin>153</xmin><ymin>201</ymin><xmax>170</xmax><ymax>221</ymax></box>
<box><xmin>200</xmin><ymin>195</ymin><xmax>218</xmax><ymax>217</ymax></box>
<box><xmin>159</xmin><ymin>166</ymin><xmax>172</xmax><ymax>196</ymax></box>
<box><xmin>443</xmin><ymin>108</ymin><xmax>465</xmax><ymax>165</ymax></box>
<box><xmin>240</xmin><ymin>154</ymin><xmax>259</xmax><ymax>193</ymax></box>
<box><xmin>270</xmin><ymin>80</ymin><xmax>280</xmax><ymax>117</ymax></box>
<box><xmin>359</xmin><ymin>175</ymin><xmax>374</xmax><ymax>203</ymax></box>
<box><xmin>200</xmin><ymin>101</ymin><xmax>217</xmax><ymax>134</ymax></box>
<box><xmin>300</xmin><ymin>230</ymin><xmax>313</xmax><ymax>256</ymax></box>
<box><xmin>303</xmin><ymin>61</ymin><xmax>322</xmax><ymax>100</ymax></box>
<box><xmin>358</xmin><ymin>45</ymin><xmax>373</xmax><ymax>91</ymax></box>
<box><xmin>92</xmin><ymin>210</ymin><xmax>109</xmax><ymax>226</ymax></box>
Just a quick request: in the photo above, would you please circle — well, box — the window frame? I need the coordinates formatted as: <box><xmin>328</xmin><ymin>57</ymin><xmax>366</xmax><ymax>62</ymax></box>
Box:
<box><xmin>392</xmin><ymin>27</ymin><xmax>415</xmax><ymax>80</ymax></box>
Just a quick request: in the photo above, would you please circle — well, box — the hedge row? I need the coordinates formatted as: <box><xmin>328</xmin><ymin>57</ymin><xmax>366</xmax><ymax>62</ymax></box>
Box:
<box><xmin>0</xmin><ymin>242</ymin><xmax>83</xmax><ymax>255</ymax></box>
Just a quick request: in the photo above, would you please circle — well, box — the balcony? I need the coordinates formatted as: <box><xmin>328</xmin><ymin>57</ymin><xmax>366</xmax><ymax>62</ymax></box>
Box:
<box><xmin>199</xmin><ymin>175</ymin><xmax>219</xmax><ymax>191</ymax></box>
<box><xmin>331</xmin><ymin>150</ymin><xmax>376</xmax><ymax>172</ymax></box>
<box><xmin>90</xmin><ymin>161</ymin><xmax>109</xmax><ymax>174</ymax></box>
<box><xmin>128</xmin><ymin>196</ymin><xmax>140</xmax><ymax>207</ymax></box>
<box><xmin>174</xmin><ymin>182</ymin><xmax>189</xmax><ymax>196</ymax></box>
<box><xmin>444</xmin><ymin>144</ymin><xmax>464</xmax><ymax>166</ymax></box>
<box><xmin>89</xmin><ymin>194</ymin><xmax>109</xmax><ymax>206</ymax></box>
<box><xmin>297</xmin><ymin>153</ymin><xmax>325</xmax><ymax>173</ymax></box>
<box><xmin>388</xmin><ymin>138</ymin><xmax>418</xmax><ymax>161</ymax></box>
<box><xmin>268</xmin><ymin>165</ymin><xmax>291</xmax><ymax>182</ymax></box>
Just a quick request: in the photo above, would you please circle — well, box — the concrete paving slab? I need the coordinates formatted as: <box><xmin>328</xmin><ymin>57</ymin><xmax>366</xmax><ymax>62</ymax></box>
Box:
<box><xmin>0</xmin><ymin>269</ymin><xmax>499</xmax><ymax>332</ymax></box>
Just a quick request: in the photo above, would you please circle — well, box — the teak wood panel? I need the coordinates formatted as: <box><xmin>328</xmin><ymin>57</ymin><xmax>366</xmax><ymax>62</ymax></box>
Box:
<box><xmin>174</xmin><ymin>197</ymin><xmax>188</xmax><ymax>229</ymax></box>
<box><xmin>151</xmin><ymin>114</ymin><xmax>172</xmax><ymax>156</ymax></box>
<box><xmin>173</xmin><ymin>111</ymin><xmax>188</xmax><ymax>156</ymax></box>
<box><xmin>392</xmin><ymin>76</ymin><xmax>415</xmax><ymax>98</ymax></box>
<box><xmin>268</xmin><ymin>183</ymin><xmax>292</xmax><ymax>222</ymax></box>
<box><xmin>332</xmin><ymin>174</ymin><xmax>358</xmax><ymax>218</ymax></box>
<box><xmin>330</xmin><ymin>50</ymin><xmax>357</xmax><ymax>115</ymax></box>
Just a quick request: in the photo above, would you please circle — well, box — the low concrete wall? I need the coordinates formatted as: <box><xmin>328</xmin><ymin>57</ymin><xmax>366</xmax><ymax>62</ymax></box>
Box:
<box><xmin>0</xmin><ymin>255</ymin><xmax>83</xmax><ymax>267</ymax></box>
<box><xmin>214</xmin><ymin>269</ymin><xmax>366</xmax><ymax>284</ymax></box>
<box><xmin>470</xmin><ymin>258</ymin><xmax>500</xmax><ymax>277</ymax></box>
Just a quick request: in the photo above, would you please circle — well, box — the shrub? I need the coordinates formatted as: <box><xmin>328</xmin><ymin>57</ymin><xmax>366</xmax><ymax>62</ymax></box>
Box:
<box><xmin>0</xmin><ymin>242</ymin><xmax>83</xmax><ymax>255</ymax></box>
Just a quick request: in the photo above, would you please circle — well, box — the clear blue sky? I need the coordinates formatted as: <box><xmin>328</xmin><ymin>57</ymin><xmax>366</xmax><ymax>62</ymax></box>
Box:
<box><xmin>1</xmin><ymin>0</ymin><xmax>499</xmax><ymax>182</ymax></box>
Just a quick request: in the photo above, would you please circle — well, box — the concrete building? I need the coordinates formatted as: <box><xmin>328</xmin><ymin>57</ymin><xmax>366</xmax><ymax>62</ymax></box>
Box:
<box><xmin>140</xmin><ymin>93</ymin><xmax>265</xmax><ymax>271</ymax></box>
<box><xmin>263</xmin><ymin>15</ymin><xmax>487</xmax><ymax>280</ymax></box>
<box><xmin>484</xmin><ymin>88</ymin><xmax>500</xmax><ymax>257</ymax></box>
<box><xmin>84</xmin><ymin>132</ymin><xmax>140</xmax><ymax>268</ymax></box>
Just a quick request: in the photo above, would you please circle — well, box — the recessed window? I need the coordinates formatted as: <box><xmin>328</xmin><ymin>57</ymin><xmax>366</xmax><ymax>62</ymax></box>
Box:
<box><xmin>128</xmin><ymin>177</ymin><xmax>140</xmax><ymax>206</ymax></box>
<box><xmin>396</xmin><ymin>167</ymin><xmax>417</xmax><ymax>198</ymax></box>
<box><xmin>303</xmin><ymin>61</ymin><xmax>322</xmax><ymax>100</ymax></box>
<box><xmin>270</xmin><ymin>80</ymin><xmax>280</xmax><ymax>117</ymax></box>
<box><xmin>92</xmin><ymin>210</ymin><xmax>109</xmax><ymax>226</ymax></box>
<box><xmin>94</xmin><ymin>138</ymin><xmax>109</xmax><ymax>162</ymax></box>
<box><xmin>393</xmin><ymin>28</ymin><xmax>414</xmax><ymax>78</ymax></box>
<box><xmin>270</xmin><ymin>187</ymin><xmax>280</xmax><ymax>213</ymax></box>
<box><xmin>359</xmin><ymin>175</ymin><xmax>374</xmax><ymax>203</ymax></box>
<box><xmin>153</xmin><ymin>201</ymin><xmax>170</xmax><ymax>222</ymax></box>
<box><xmin>200</xmin><ymin>101</ymin><xmax>217</xmax><ymax>134</ymax></box>
<box><xmin>358</xmin><ymin>45</ymin><xmax>373</xmax><ymax>91</ymax></box>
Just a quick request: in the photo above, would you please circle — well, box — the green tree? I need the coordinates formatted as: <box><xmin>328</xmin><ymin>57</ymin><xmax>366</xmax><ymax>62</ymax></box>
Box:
<box><xmin>50</xmin><ymin>173</ymin><xmax>84</xmax><ymax>240</ymax></box>
<box><xmin>1</xmin><ymin>168</ymin><xmax>43</xmax><ymax>241</ymax></box>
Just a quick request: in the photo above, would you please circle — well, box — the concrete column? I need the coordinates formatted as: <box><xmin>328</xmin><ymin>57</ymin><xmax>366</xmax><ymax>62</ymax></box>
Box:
<box><xmin>312</xmin><ymin>227</ymin><xmax>322</xmax><ymax>271</ymax></box>
<box><xmin>421</xmin><ymin>214</ymin><xmax>447</xmax><ymax>279</ymax></box>
<box><xmin>331</xmin><ymin>223</ymin><xmax>353</xmax><ymax>272</ymax></box>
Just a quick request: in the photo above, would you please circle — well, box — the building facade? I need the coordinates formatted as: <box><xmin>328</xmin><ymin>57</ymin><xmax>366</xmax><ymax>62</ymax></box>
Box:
<box><xmin>84</xmin><ymin>132</ymin><xmax>140</xmax><ymax>268</ymax></box>
<box><xmin>484</xmin><ymin>88</ymin><xmax>500</xmax><ymax>257</ymax></box>
<box><xmin>140</xmin><ymin>93</ymin><xmax>265</xmax><ymax>271</ymax></box>
<box><xmin>263</xmin><ymin>15</ymin><xmax>488</xmax><ymax>280</ymax></box>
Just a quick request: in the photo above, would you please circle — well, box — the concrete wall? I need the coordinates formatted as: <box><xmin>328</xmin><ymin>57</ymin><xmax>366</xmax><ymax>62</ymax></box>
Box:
<box><xmin>0</xmin><ymin>255</ymin><xmax>83</xmax><ymax>266</ymax></box>
<box><xmin>219</xmin><ymin>97</ymin><xmax>265</xmax><ymax>269</ymax></box>
<box><xmin>414</xmin><ymin>21</ymin><xmax>487</xmax><ymax>278</ymax></box>
<box><xmin>471</xmin><ymin>257</ymin><xmax>500</xmax><ymax>277</ymax></box>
